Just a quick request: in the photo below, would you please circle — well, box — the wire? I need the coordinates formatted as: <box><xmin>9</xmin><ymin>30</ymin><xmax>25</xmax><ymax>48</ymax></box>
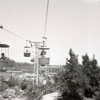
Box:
<box><xmin>0</xmin><ymin>0</ymin><xmax>32</xmax><ymax>40</ymax></box>
<box><xmin>0</xmin><ymin>25</ymin><xmax>26</xmax><ymax>41</ymax></box>
<box><xmin>14</xmin><ymin>0</ymin><xmax>32</xmax><ymax>35</ymax></box>
<box><xmin>24</xmin><ymin>0</ymin><xmax>33</xmax><ymax>34</ymax></box>
<box><xmin>0</xmin><ymin>0</ymin><xmax>50</xmax><ymax>42</ymax></box>
<box><xmin>44</xmin><ymin>0</ymin><xmax>49</xmax><ymax>37</ymax></box>
<box><xmin>0</xmin><ymin>0</ymin><xmax>23</xmax><ymax>29</ymax></box>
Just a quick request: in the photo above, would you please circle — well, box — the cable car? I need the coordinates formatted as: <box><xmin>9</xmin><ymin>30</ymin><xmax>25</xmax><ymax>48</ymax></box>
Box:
<box><xmin>0</xmin><ymin>43</ymin><xmax>10</xmax><ymax>71</ymax></box>
<box><xmin>38</xmin><ymin>47</ymin><xmax>50</xmax><ymax>66</ymax></box>
<box><xmin>24</xmin><ymin>40</ymin><xmax>31</xmax><ymax>57</ymax></box>
<box><xmin>24</xmin><ymin>46</ymin><xmax>31</xmax><ymax>57</ymax></box>
<box><xmin>31</xmin><ymin>58</ymin><xmax>34</xmax><ymax>62</ymax></box>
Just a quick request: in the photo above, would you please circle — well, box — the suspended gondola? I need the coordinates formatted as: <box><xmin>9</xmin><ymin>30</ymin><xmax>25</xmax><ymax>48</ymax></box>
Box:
<box><xmin>24</xmin><ymin>40</ymin><xmax>31</xmax><ymax>57</ymax></box>
<box><xmin>23</xmin><ymin>0</ymin><xmax>50</xmax><ymax>67</ymax></box>
<box><xmin>38</xmin><ymin>46</ymin><xmax>50</xmax><ymax>66</ymax></box>
<box><xmin>24</xmin><ymin>46</ymin><xmax>31</xmax><ymax>57</ymax></box>
<box><xmin>0</xmin><ymin>43</ymin><xmax>10</xmax><ymax>71</ymax></box>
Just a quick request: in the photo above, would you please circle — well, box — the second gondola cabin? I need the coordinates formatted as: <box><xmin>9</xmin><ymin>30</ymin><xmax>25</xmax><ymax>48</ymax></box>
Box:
<box><xmin>24</xmin><ymin>40</ymin><xmax>31</xmax><ymax>57</ymax></box>
<box><xmin>24</xmin><ymin>46</ymin><xmax>31</xmax><ymax>57</ymax></box>
<box><xmin>38</xmin><ymin>47</ymin><xmax>50</xmax><ymax>66</ymax></box>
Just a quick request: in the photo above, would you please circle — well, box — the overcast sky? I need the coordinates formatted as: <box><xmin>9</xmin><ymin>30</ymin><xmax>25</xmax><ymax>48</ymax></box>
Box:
<box><xmin>0</xmin><ymin>0</ymin><xmax>100</xmax><ymax>65</ymax></box>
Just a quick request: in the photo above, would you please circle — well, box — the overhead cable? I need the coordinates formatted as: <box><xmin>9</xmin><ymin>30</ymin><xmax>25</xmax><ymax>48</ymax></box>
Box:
<box><xmin>44</xmin><ymin>0</ymin><xmax>49</xmax><ymax>37</ymax></box>
<box><xmin>0</xmin><ymin>25</ymin><xmax>26</xmax><ymax>41</ymax></box>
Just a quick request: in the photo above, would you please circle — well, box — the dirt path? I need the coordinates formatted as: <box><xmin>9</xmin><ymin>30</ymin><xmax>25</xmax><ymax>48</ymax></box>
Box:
<box><xmin>41</xmin><ymin>92</ymin><xmax>59</xmax><ymax>100</ymax></box>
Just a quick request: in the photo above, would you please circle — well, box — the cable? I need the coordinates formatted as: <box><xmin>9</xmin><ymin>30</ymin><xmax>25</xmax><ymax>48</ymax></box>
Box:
<box><xmin>14</xmin><ymin>0</ymin><xmax>32</xmax><ymax>35</ymax></box>
<box><xmin>0</xmin><ymin>0</ymin><xmax>32</xmax><ymax>40</ymax></box>
<box><xmin>0</xmin><ymin>0</ymin><xmax>50</xmax><ymax>42</ymax></box>
<box><xmin>44</xmin><ymin>0</ymin><xmax>49</xmax><ymax>37</ymax></box>
<box><xmin>0</xmin><ymin>0</ymin><xmax>23</xmax><ymax>29</ymax></box>
<box><xmin>0</xmin><ymin>25</ymin><xmax>26</xmax><ymax>41</ymax></box>
<box><xmin>24</xmin><ymin>0</ymin><xmax>33</xmax><ymax>34</ymax></box>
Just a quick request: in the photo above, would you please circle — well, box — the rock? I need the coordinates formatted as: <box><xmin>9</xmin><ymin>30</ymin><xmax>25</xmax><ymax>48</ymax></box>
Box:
<box><xmin>13</xmin><ymin>86</ymin><xmax>24</xmax><ymax>97</ymax></box>
<box><xmin>2</xmin><ymin>88</ymin><xmax>16</xmax><ymax>98</ymax></box>
<box><xmin>0</xmin><ymin>94</ymin><xmax>4</xmax><ymax>100</ymax></box>
<box><xmin>13</xmin><ymin>97</ymin><xmax>28</xmax><ymax>100</ymax></box>
<box><xmin>12</xmin><ymin>98</ymin><xmax>20</xmax><ymax>100</ymax></box>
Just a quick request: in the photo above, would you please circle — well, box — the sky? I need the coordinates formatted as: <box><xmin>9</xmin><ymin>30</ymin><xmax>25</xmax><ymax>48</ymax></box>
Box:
<box><xmin>0</xmin><ymin>0</ymin><xmax>100</xmax><ymax>65</ymax></box>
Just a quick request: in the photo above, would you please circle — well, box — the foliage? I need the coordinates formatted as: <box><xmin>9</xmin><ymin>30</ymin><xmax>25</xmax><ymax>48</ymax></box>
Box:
<box><xmin>55</xmin><ymin>49</ymin><xmax>100</xmax><ymax>100</ymax></box>
<box><xmin>24</xmin><ymin>79</ymin><xmax>55</xmax><ymax>100</ymax></box>
<box><xmin>7</xmin><ymin>76</ymin><xmax>19</xmax><ymax>87</ymax></box>
<box><xmin>56</xmin><ymin>49</ymin><xmax>87</xmax><ymax>100</ymax></box>
<box><xmin>25</xmin><ymin>82</ymin><xmax>46</xmax><ymax>100</ymax></box>
<box><xmin>26</xmin><ymin>84</ymin><xmax>43</xmax><ymax>100</ymax></box>
<box><xmin>82</xmin><ymin>54</ymin><xmax>100</xmax><ymax>98</ymax></box>
<box><xmin>0</xmin><ymin>74</ymin><xmax>55</xmax><ymax>100</ymax></box>
<box><xmin>0</xmin><ymin>77</ymin><xmax>9</xmax><ymax>92</ymax></box>
<box><xmin>7</xmin><ymin>59</ymin><xmax>15</xmax><ymax>67</ymax></box>
<box><xmin>0</xmin><ymin>76</ymin><xmax>20</xmax><ymax>92</ymax></box>
<box><xmin>20</xmin><ymin>79</ymin><xmax>29</xmax><ymax>90</ymax></box>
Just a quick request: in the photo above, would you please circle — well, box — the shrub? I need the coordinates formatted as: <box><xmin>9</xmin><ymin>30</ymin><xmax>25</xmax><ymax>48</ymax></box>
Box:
<box><xmin>7</xmin><ymin>76</ymin><xmax>19</xmax><ymax>87</ymax></box>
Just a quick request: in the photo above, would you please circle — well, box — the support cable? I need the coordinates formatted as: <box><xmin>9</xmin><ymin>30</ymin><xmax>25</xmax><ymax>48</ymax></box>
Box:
<box><xmin>44</xmin><ymin>0</ymin><xmax>49</xmax><ymax>37</ymax></box>
<box><xmin>0</xmin><ymin>25</ymin><xmax>26</xmax><ymax>41</ymax></box>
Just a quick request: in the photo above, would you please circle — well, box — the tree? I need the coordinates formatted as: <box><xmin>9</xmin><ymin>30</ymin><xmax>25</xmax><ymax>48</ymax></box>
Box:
<box><xmin>82</xmin><ymin>54</ymin><xmax>100</xmax><ymax>98</ymax></box>
<box><xmin>54</xmin><ymin>49</ymin><xmax>100</xmax><ymax>100</ymax></box>
<box><xmin>56</xmin><ymin>49</ymin><xmax>88</xmax><ymax>100</ymax></box>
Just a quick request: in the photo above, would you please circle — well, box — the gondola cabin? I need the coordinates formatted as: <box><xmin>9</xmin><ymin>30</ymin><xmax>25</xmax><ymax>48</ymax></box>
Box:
<box><xmin>38</xmin><ymin>47</ymin><xmax>50</xmax><ymax>66</ymax></box>
<box><xmin>0</xmin><ymin>43</ymin><xmax>10</xmax><ymax>71</ymax></box>
<box><xmin>31</xmin><ymin>58</ymin><xmax>34</xmax><ymax>62</ymax></box>
<box><xmin>24</xmin><ymin>46</ymin><xmax>31</xmax><ymax>57</ymax></box>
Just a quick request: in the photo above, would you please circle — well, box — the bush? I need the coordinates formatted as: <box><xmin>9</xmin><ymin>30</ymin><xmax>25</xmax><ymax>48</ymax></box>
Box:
<box><xmin>7</xmin><ymin>76</ymin><xmax>19</xmax><ymax>87</ymax></box>
<box><xmin>0</xmin><ymin>82</ymin><xmax>8</xmax><ymax>92</ymax></box>
<box><xmin>58</xmin><ymin>91</ymin><xmax>83</xmax><ymax>100</ymax></box>
<box><xmin>20</xmin><ymin>79</ymin><xmax>28</xmax><ymax>90</ymax></box>
<box><xmin>0</xmin><ymin>76</ymin><xmax>20</xmax><ymax>92</ymax></box>
<box><xmin>0</xmin><ymin>77</ymin><xmax>8</xmax><ymax>92</ymax></box>
<box><xmin>56</xmin><ymin>49</ymin><xmax>88</xmax><ymax>100</ymax></box>
<box><xmin>26</xmin><ymin>83</ymin><xmax>44</xmax><ymax>100</ymax></box>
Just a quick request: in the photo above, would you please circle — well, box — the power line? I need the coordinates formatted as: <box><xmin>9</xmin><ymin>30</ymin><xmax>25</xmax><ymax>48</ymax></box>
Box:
<box><xmin>0</xmin><ymin>0</ymin><xmax>25</xmax><ymax>31</ymax></box>
<box><xmin>0</xmin><ymin>0</ymin><xmax>32</xmax><ymax>40</ymax></box>
<box><xmin>0</xmin><ymin>0</ymin><xmax>50</xmax><ymax>42</ymax></box>
<box><xmin>0</xmin><ymin>25</ymin><xmax>26</xmax><ymax>41</ymax></box>
<box><xmin>14</xmin><ymin>0</ymin><xmax>32</xmax><ymax>35</ymax></box>
<box><xmin>24</xmin><ymin>0</ymin><xmax>34</xmax><ymax>34</ymax></box>
<box><xmin>44</xmin><ymin>0</ymin><xmax>49</xmax><ymax>37</ymax></box>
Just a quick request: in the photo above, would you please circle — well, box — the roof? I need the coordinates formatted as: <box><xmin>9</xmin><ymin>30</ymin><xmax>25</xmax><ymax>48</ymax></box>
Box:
<box><xmin>39</xmin><ymin>47</ymin><xmax>50</xmax><ymax>50</ymax></box>
<box><xmin>0</xmin><ymin>44</ymin><xmax>10</xmax><ymax>48</ymax></box>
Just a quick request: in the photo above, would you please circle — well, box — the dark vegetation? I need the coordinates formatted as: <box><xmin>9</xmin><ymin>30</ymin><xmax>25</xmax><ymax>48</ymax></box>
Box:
<box><xmin>5</xmin><ymin>58</ymin><xmax>33</xmax><ymax>72</ymax></box>
<box><xmin>55</xmin><ymin>49</ymin><xmax>100</xmax><ymax>100</ymax></box>
<box><xmin>1</xmin><ymin>49</ymin><xmax>100</xmax><ymax>100</ymax></box>
<box><xmin>0</xmin><ymin>76</ymin><xmax>54</xmax><ymax>100</ymax></box>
